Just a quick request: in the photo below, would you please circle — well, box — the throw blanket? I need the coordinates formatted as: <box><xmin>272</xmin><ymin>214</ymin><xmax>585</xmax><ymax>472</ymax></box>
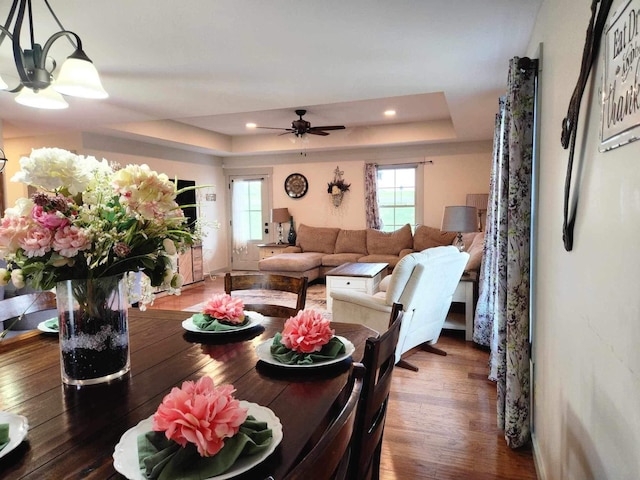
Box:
<box><xmin>138</xmin><ymin>416</ymin><xmax>272</xmax><ymax>480</ymax></box>
<box><xmin>270</xmin><ymin>333</ymin><xmax>345</xmax><ymax>365</ymax></box>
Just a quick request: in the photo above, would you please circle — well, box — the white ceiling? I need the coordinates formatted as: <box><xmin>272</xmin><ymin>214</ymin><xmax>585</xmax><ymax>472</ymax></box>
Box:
<box><xmin>0</xmin><ymin>0</ymin><xmax>542</xmax><ymax>156</ymax></box>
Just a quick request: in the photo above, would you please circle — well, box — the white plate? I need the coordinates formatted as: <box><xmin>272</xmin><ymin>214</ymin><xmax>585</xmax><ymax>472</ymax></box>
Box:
<box><xmin>182</xmin><ymin>311</ymin><xmax>264</xmax><ymax>334</ymax></box>
<box><xmin>256</xmin><ymin>335</ymin><xmax>355</xmax><ymax>368</ymax></box>
<box><xmin>37</xmin><ymin>317</ymin><xmax>58</xmax><ymax>334</ymax></box>
<box><xmin>113</xmin><ymin>401</ymin><xmax>283</xmax><ymax>480</ymax></box>
<box><xmin>0</xmin><ymin>411</ymin><xmax>29</xmax><ymax>459</ymax></box>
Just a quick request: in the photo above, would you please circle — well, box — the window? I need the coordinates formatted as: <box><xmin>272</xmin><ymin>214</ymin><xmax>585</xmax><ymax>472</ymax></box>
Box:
<box><xmin>377</xmin><ymin>166</ymin><xmax>416</xmax><ymax>232</ymax></box>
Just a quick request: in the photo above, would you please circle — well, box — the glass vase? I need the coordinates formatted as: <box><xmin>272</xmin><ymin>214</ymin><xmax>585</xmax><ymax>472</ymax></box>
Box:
<box><xmin>56</xmin><ymin>274</ymin><xmax>130</xmax><ymax>386</ymax></box>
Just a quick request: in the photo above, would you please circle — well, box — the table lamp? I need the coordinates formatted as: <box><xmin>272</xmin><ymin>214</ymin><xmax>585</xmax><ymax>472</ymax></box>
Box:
<box><xmin>466</xmin><ymin>193</ymin><xmax>490</xmax><ymax>231</ymax></box>
<box><xmin>271</xmin><ymin>207</ymin><xmax>291</xmax><ymax>244</ymax></box>
<box><xmin>441</xmin><ymin>206</ymin><xmax>478</xmax><ymax>251</ymax></box>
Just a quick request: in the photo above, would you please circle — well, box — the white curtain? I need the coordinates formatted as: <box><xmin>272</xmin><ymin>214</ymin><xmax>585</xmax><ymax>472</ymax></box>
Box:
<box><xmin>231</xmin><ymin>180</ymin><xmax>249</xmax><ymax>254</ymax></box>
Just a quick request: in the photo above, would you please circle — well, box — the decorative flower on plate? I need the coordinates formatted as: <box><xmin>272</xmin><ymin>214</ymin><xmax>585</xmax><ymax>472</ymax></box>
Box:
<box><xmin>152</xmin><ymin>376</ymin><xmax>248</xmax><ymax>457</ymax></box>
<box><xmin>203</xmin><ymin>293</ymin><xmax>246</xmax><ymax>325</ymax></box>
<box><xmin>281</xmin><ymin>309</ymin><xmax>335</xmax><ymax>353</ymax></box>
<box><xmin>0</xmin><ymin>147</ymin><xmax>198</xmax><ymax>307</ymax></box>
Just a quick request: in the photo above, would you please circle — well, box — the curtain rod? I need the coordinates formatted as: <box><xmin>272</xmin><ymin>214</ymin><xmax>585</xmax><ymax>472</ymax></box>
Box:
<box><xmin>367</xmin><ymin>160</ymin><xmax>434</xmax><ymax>167</ymax></box>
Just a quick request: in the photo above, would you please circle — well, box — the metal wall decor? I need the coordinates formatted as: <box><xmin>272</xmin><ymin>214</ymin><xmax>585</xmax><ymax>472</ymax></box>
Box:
<box><xmin>327</xmin><ymin>165</ymin><xmax>350</xmax><ymax>207</ymax></box>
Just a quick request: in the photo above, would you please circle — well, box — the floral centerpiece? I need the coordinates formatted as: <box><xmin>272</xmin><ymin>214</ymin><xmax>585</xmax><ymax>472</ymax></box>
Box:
<box><xmin>191</xmin><ymin>293</ymin><xmax>249</xmax><ymax>331</ymax></box>
<box><xmin>138</xmin><ymin>376</ymin><xmax>274</xmax><ymax>478</ymax></box>
<box><xmin>0</xmin><ymin>147</ymin><xmax>198</xmax><ymax>385</ymax></box>
<box><xmin>270</xmin><ymin>309</ymin><xmax>346</xmax><ymax>365</ymax></box>
<box><xmin>0</xmin><ymin>147</ymin><xmax>195</xmax><ymax>294</ymax></box>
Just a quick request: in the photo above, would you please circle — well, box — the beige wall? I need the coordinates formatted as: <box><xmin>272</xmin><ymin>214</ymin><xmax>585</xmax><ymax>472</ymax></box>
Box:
<box><xmin>528</xmin><ymin>0</ymin><xmax>640</xmax><ymax>478</ymax></box>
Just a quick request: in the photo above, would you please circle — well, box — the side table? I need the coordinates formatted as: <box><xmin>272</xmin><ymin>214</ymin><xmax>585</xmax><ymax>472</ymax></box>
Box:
<box><xmin>257</xmin><ymin>243</ymin><xmax>290</xmax><ymax>260</ymax></box>
<box><xmin>444</xmin><ymin>271</ymin><xmax>478</xmax><ymax>341</ymax></box>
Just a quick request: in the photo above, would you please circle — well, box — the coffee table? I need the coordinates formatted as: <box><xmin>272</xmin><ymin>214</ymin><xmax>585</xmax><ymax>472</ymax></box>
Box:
<box><xmin>325</xmin><ymin>262</ymin><xmax>388</xmax><ymax>311</ymax></box>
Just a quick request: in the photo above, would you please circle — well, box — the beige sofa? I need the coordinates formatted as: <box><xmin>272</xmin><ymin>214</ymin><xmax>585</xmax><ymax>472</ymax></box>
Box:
<box><xmin>258</xmin><ymin>223</ymin><xmax>484</xmax><ymax>282</ymax></box>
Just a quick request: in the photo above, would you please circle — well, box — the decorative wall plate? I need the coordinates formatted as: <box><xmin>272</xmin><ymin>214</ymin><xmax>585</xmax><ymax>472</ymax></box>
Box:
<box><xmin>284</xmin><ymin>173</ymin><xmax>308</xmax><ymax>198</ymax></box>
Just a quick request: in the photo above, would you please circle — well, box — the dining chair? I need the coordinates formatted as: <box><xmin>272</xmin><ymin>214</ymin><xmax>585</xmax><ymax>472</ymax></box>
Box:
<box><xmin>280</xmin><ymin>362</ymin><xmax>365</xmax><ymax>480</ymax></box>
<box><xmin>349</xmin><ymin>302</ymin><xmax>403</xmax><ymax>480</ymax></box>
<box><xmin>224</xmin><ymin>273</ymin><xmax>308</xmax><ymax>318</ymax></box>
<box><xmin>0</xmin><ymin>291</ymin><xmax>57</xmax><ymax>338</ymax></box>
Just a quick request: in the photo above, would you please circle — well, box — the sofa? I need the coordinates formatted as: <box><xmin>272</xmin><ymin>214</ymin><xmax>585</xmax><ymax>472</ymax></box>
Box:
<box><xmin>258</xmin><ymin>223</ymin><xmax>484</xmax><ymax>282</ymax></box>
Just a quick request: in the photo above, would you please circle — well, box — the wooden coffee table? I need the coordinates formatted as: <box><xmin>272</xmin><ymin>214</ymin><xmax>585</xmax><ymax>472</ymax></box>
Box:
<box><xmin>325</xmin><ymin>262</ymin><xmax>388</xmax><ymax>311</ymax></box>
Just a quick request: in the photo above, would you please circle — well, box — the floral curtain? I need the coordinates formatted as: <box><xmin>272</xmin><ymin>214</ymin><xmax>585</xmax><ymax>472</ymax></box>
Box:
<box><xmin>473</xmin><ymin>57</ymin><xmax>537</xmax><ymax>449</ymax></box>
<box><xmin>364</xmin><ymin>163</ymin><xmax>382</xmax><ymax>229</ymax></box>
<box><xmin>231</xmin><ymin>180</ymin><xmax>249</xmax><ymax>254</ymax></box>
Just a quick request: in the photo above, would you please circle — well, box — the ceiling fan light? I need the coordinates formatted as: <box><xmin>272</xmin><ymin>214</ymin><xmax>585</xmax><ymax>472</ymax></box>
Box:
<box><xmin>15</xmin><ymin>86</ymin><xmax>69</xmax><ymax>109</ymax></box>
<box><xmin>54</xmin><ymin>56</ymin><xmax>108</xmax><ymax>99</ymax></box>
<box><xmin>0</xmin><ymin>75</ymin><xmax>8</xmax><ymax>90</ymax></box>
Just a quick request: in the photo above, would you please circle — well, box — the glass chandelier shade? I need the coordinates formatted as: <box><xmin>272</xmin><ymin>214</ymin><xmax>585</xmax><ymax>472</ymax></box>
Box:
<box><xmin>0</xmin><ymin>0</ymin><xmax>108</xmax><ymax>108</ymax></box>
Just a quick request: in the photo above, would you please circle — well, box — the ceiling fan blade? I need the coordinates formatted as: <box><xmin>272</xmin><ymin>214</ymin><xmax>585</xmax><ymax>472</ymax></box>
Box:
<box><xmin>308</xmin><ymin>131</ymin><xmax>330</xmax><ymax>136</ymax></box>
<box><xmin>256</xmin><ymin>126</ymin><xmax>293</xmax><ymax>131</ymax></box>
<box><xmin>278</xmin><ymin>131</ymin><xmax>295</xmax><ymax>136</ymax></box>
<box><xmin>309</xmin><ymin>125</ymin><xmax>345</xmax><ymax>131</ymax></box>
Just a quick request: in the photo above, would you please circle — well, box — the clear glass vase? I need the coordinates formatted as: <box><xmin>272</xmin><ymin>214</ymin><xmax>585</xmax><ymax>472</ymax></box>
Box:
<box><xmin>56</xmin><ymin>274</ymin><xmax>130</xmax><ymax>386</ymax></box>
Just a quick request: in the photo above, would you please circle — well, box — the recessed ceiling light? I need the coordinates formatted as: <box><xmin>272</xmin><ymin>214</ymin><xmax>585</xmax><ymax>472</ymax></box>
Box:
<box><xmin>384</xmin><ymin>110</ymin><xmax>396</xmax><ymax>117</ymax></box>
<box><xmin>246</xmin><ymin>122</ymin><xmax>257</xmax><ymax>128</ymax></box>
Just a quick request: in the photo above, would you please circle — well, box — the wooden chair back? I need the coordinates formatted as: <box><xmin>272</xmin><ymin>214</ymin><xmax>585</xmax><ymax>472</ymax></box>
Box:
<box><xmin>0</xmin><ymin>291</ymin><xmax>57</xmax><ymax>323</ymax></box>
<box><xmin>349</xmin><ymin>302</ymin><xmax>404</xmax><ymax>480</ymax></box>
<box><xmin>283</xmin><ymin>363</ymin><xmax>365</xmax><ymax>480</ymax></box>
<box><xmin>224</xmin><ymin>273</ymin><xmax>308</xmax><ymax>318</ymax></box>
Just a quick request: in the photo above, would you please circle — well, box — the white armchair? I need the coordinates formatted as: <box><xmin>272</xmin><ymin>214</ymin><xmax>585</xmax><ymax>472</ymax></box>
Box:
<box><xmin>330</xmin><ymin>246</ymin><xmax>469</xmax><ymax>371</ymax></box>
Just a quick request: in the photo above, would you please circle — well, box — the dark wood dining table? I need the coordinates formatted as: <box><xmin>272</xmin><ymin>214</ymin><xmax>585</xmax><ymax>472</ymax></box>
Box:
<box><xmin>0</xmin><ymin>308</ymin><xmax>376</xmax><ymax>479</ymax></box>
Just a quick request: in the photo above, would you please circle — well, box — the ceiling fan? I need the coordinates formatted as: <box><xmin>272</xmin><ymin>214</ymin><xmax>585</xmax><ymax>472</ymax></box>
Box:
<box><xmin>257</xmin><ymin>109</ymin><xmax>345</xmax><ymax>137</ymax></box>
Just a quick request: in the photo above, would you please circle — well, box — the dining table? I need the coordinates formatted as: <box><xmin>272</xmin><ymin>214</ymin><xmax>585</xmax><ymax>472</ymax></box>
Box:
<box><xmin>0</xmin><ymin>308</ymin><xmax>376</xmax><ymax>479</ymax></box>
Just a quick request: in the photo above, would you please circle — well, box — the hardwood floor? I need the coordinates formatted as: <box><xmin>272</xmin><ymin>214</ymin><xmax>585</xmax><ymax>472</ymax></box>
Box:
<box><xmin>150</xmin><ymin>277</ymin><xmax>538</xmax><ymax>480</ymax></box>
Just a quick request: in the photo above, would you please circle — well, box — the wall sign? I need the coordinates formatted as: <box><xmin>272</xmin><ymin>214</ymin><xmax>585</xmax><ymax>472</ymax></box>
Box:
<box><xmin>601</xmin><ymin>0</ymin><xmax>640</xmax><ymax>151</ymax></box>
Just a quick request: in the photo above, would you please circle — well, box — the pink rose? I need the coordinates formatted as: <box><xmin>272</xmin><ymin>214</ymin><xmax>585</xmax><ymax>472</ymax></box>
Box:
<box><xmin>0</xmin><ymin>216</ymin><xmax>31</xmax><ymax>256</ymax></box>
<box><xmin>19</xmin><ymin>225</ymin><xmax>53</xmax><ymax>257</ymax></box>
<box><xmin>152</xmin><ymin>376</ymin><xmax>248</xmax><ymax>457</ymax></box>
<box><xmin>203</xmin><ymin>293</ymin><xmax>245</xmax><ymax>324</ymax></box>
<box><xmin>31</xmin><ymin>205</ymin><xmax>70</xmax><ymax>229</ymax></box>
<box><xmin>52</xmin><ymin>225</ymin><xmax>91</xmax><ymax>257</ymax></box>
<box><xmin>281</xmin><ymin>309</ymin><xmax>334</xmax><ymax>353</ymax></box>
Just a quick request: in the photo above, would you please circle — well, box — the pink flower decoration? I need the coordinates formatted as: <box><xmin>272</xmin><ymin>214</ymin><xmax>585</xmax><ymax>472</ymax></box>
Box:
<box><xmin>202</xmin><ymin>293</ymin><xmax>245</xmax><ymax>325</ymax></box>
<box><xmin>19</xmin><ymin>225</ymin><xmax>53</xmax><ymax>258</ymax></box>
<box><xmin>52</xmin><ymin>225</ymin><xmax>91</xmax><ymax>257</ymax></box>
<box><xmin>31</xmin><ymin>204</ymin><xmax>70</xmax><ymax>230</ymax></box>
<box><xmin>0</xmin><ymin>216</ymin><xmax>32</xmax><ymax>256</ymax></box>
<box><xmin>152</xmin><ymin>376</ymin><xmax>248</xmax><ymax>457</ymax></box>
<box><xmin>281</xmin><ymin>309</ymin><xmax>334</xmax><ymax>353</ymax></box>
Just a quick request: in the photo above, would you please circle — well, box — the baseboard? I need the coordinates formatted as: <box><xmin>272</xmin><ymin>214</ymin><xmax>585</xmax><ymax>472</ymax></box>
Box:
<box><xmin>531</xmin><ymin>432</ymin><xmax>545</xmax><ymax>480</ymax></box>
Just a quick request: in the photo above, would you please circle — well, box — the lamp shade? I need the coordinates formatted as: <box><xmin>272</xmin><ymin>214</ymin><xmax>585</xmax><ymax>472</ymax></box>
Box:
<box><xmin>441</xmin><ymin>206</ymin><xmax>478</xmax><ymax>233</ymax></box>
<box><xmin>54</xmin><ymin>57</ymin><xmax>109</xmax><ymax>99</ymax></box>
<box><xmin>466</xmin><ymin>193</ymin><xmax>489</xmax><ymax>211</ymax></box>
<box><xmin>15</xmin><ymin>86</ymin><xmax>69</xmax><ymax>109</ymax></box>
<box><xmin>271</xmin><ymin>208</ymin><xmax>290</xmax><ymax>223</ymax></box>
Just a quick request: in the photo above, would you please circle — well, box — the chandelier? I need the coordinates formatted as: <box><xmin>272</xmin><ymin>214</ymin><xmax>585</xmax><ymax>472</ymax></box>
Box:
<box><xmin>0</xmin><ymin>0</ymin><xmax>108</xmax><ymax>109</ymax></box>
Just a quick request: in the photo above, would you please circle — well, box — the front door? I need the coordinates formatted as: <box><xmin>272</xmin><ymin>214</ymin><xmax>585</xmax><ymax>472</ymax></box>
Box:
<box><xmin>229</xmin><ymin>175</ymin><xmax>270</xmax><ymax>271</ymax></box>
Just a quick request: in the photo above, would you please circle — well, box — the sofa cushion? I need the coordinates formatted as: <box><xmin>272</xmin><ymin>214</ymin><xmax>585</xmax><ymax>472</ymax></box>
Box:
<box><xmin>334</xmin><ymin>229</ymin><xmax>367</xmax><ymax>255</ymax></box>
<box><xmin>321</xmin><ymin>253</ymin><xmax>364</xmax><ymax>267</ymax></box>
<box><xmin>413</xmin><ymin>225</ymin><xmax>457</xmax><ymax>251</ymax></box>
<box><xmin>366</xmin><ymin>224</ymin><xmax>413</xmax><ymax>256</ymax></box>
<box><xmin>296</xmin><ymin>224</ymin><xmax>340</xmax><ymax>254</ymax></box>
<box><xmin>258</xmin><ymin>252</ymin><xmax>324</xmax><ymax>272</ymax></box>
<box><xmin>358</xmin><ymin>254</ymin><xmax>402</xmax><ymax>269</ymax></box>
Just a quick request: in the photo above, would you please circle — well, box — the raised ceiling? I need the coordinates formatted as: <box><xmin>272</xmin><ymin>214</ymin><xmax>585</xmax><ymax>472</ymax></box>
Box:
<box><xmin>0</xmin><ymin>0</ymin><xmax>542</xmax><ymax>156</ymax></box>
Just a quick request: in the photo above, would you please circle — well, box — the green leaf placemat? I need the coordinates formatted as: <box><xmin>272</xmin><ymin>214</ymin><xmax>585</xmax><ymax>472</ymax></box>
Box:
<box><xmin>269</xmin><ymin>333</ymin><xmax>346</xmax><ymax>365</ymax></box>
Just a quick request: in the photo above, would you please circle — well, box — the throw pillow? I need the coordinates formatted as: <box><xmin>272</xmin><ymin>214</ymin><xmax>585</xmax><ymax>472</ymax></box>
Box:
<box><xmin>334</xmin><ymin>229</ymin><xmax>367</xmax><ymax>254</ymax></box>
<box><xmin>296</xmin><ymin>224</ymin><xmax>340</xmax><ymax>254</ymax></box>
<box><xmin>413</xmin><ymin>225</ymin><xmax>457</xmax><ymax>251</ymax></box>
<box><xmin>366</xmin><ymin>224</ymin><xmax>413</xmax><ymax>255</ymax></box>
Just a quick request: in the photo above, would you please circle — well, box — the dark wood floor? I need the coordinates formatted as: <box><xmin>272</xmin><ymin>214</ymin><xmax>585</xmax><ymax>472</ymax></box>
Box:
<box><xmin>150</xmin><ymin>277</ymin><xmax>538</xmax><ymax>480</ymax></box>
